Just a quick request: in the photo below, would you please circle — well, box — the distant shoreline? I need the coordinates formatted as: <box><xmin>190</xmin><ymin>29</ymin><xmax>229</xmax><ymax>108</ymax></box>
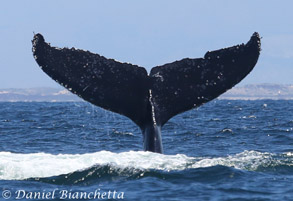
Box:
<box><xmin>1</xmin><ymin>84</ymin><xmax>293</xmax><ymax>102</ymax></box>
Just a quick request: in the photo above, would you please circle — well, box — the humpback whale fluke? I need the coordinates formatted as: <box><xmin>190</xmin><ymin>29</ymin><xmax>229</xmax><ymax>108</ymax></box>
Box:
<box><xmin>32</xmin><ymin>33</ymin><xmax>261</xmax><ymax>153</ymax></box>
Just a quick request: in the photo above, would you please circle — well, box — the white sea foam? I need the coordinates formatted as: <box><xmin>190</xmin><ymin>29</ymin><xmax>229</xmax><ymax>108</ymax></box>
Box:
<box><xmin>0</xmin><ymin>150</ymin><xmax>289</xmax><ymax>180</ymax></box>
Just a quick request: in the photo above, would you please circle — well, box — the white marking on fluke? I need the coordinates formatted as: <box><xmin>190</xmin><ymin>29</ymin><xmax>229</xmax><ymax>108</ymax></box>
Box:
<box><xmin>149</xmin><ymin>89</ymin><xmax>157</xmax><ymax>125</ymax></box>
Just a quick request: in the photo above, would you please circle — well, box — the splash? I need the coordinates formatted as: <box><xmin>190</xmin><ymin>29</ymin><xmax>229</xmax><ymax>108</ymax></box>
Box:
<box><xmin>0</xmin><ymin>150</ymin><xmax>292</xmax><ymax>180</ymax></box>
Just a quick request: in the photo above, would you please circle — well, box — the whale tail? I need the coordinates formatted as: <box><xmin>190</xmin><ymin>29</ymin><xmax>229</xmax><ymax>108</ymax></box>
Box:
<box><xmin>32</xmin><ymin>33</ymin><xmax>261</xmax><ymax>153</ymax></box>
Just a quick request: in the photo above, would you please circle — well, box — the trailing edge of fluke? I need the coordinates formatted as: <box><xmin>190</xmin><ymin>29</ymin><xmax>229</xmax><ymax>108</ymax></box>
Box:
<box><xmin>32</xmin><ymin>32</ymin><xmax>261</xmax><ymax>153</ymax></box>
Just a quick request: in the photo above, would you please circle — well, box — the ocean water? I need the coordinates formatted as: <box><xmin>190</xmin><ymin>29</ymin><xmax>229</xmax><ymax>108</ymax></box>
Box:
<box><xmin>0</xmin><ymin>100</ymin><xmax>293</xmax><ymax>201</ymax></box>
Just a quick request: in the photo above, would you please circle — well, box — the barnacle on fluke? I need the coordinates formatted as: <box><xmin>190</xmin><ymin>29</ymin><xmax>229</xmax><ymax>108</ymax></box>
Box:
<box><xmin>32</xmin><ymin>32</ymin><xmax>261</xmax><ymax>153</ymax></box>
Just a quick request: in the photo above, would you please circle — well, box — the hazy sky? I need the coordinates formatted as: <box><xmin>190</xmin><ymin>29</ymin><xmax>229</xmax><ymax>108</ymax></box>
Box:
<box><xmin>0</xmin><ymin>0</ymin><xmax>292</xmax><ymax>88</ymax></box>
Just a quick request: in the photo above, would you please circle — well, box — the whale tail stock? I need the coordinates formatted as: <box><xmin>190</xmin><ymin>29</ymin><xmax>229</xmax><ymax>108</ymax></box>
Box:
<box><xmin>32</xmin><ymin>33</ymin><xmax>261</xmax><ymax>153</ymax></box>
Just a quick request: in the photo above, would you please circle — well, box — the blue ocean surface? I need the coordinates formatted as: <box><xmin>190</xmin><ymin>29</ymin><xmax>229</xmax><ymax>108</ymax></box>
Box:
<box><xmin>0</xmin><ymin>100</ymin><xmax>293</xmax><ymax>201</ymax></box>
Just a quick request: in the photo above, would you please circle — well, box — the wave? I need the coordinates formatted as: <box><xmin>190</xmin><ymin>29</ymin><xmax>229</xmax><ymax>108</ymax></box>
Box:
<box><xmin>0</xmin><ymin>150</ymin><xmax>292</xmax><ymax>182</ymax></box>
